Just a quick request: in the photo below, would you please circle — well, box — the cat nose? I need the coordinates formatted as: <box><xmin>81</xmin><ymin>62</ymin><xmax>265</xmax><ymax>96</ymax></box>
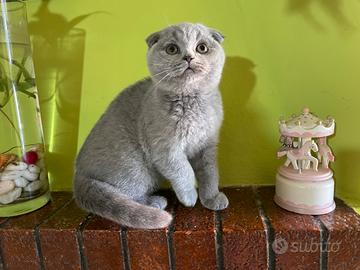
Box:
<box><xmin>183</xmin><ymin>55</ymin><xmax>194</xmax><ymax>63</ymax></box>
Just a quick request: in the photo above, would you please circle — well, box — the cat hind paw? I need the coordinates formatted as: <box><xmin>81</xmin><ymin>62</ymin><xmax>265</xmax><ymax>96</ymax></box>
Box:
<box><xmin>149</xmin><ymin>195</ymin><xmax>168</xmax><ymax>210</ymax></box>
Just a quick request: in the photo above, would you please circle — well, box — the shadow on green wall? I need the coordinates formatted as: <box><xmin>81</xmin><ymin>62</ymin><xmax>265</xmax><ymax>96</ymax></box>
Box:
<box><xmin>286</xmin><ymin>0</ymin><xmax>355</xmax><ymax>31</ymax></box>
<box><xmin>336</xmin><ymin>150</ymin><xmax>360</xmax><ymax>198</ymax></box>
<box><xmin>219</xmin><ymin>56</ymin><xmax>276</xmax><ymax>184</ymax></box>
<box><xmin>28</xmin><ymin>0</ymin><xmax>92</xmax><ymax>190</ymax></box>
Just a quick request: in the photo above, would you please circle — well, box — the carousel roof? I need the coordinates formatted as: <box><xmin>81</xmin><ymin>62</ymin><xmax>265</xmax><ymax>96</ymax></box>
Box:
<box><xmin>279</xmin><ymin>107</ymin><xmax>335</xmax><ymax>138</ymax></box>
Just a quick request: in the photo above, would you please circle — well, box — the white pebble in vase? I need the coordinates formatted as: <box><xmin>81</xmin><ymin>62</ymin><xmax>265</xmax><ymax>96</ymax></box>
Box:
<box><xmin>22</xmin><ymin>170</ymin><xmax>39</xmax><ymax>181</ymax></box>
<box><xmin>0</xmin><ymin>180</ymin><xmax>15</xmax><ymax>195</ymax></box>
<box><xmin>0</xmin><ymin>187</ymin><xmax>22</xmax><ymax>204</ymax></box>
<box><xmin>23</xmin><ymin>181</ymin><xmax>42</xmax><ymax>192</ymax></box>
<box><xmin>14</xmin><ymin>176</ymin><xmax>29</xmax><ymax>188</ymax></box>
<box><xmin>28</xmin><ymin>164</ymin><xmax>40</xmax><ymax>174</ymax></box>
<box><xmin>4</xmin><ymin>161</ymin><xmax>28</xmax><ymax>171</ymax></box>
<box><xmin>0</xmin><ymin>171</ymin><xmax>22</xmax><ymax>181</ymax></box>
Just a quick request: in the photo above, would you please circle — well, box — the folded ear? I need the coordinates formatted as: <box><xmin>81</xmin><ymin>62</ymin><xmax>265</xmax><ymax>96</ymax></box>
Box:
<box><xmin>146</xmin><ymin>31</ymin><xmax>161</xmax><ymax>48</ymax></box>
<box><xmin>210</xmin><ymin>29</ymin><xmax>225</xmax><ymax>43</ymax></box>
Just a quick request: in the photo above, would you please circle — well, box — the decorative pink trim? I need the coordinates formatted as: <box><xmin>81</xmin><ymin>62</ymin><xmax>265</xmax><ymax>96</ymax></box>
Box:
<box><xmin>281</xmin><ymin>131</ymin><xmax>333</xmax><ymax>138</ymax></box>
<box><xmin>278</xmin><ymin>166</ymin><xmax>333</xmax><ymax>181</ymax></box>
<box><xmin>274</xmin><ymin>195</ymin><xmax>336</xmax><ymax>215</ymax></box>
<box><xmin>275</xmin><ymin>195</ymin><xmax>334</xmax><ymax>209</ymax></box>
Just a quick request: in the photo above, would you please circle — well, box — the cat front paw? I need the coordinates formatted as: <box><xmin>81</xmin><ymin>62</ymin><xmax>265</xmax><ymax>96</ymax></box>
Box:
<box><xmin>201</xmin><ymin>192</ymin><xmax>229</xmax><ymax>210</ymax></box>
<box><xmin>178</xmin><ymin>188</ymin><xmax>198</xmax><ymax>207</ymax></box>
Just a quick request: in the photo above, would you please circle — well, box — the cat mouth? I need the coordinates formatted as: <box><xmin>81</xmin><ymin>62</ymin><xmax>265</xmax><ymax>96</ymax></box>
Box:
<box><xmin>183</xmin><ymin>67</ymin><xmax>195</xmax><ymax>73</ymax></box>
<box><xmin>174</xmin><ymin>65</ymin><xmax>197</xmax><ymax>78</ymax></box>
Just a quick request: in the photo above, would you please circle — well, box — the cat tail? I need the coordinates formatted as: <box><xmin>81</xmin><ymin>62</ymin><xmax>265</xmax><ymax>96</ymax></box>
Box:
<box><xmin>74</xmin><ymin>174</ymin><xmax>172</xmax><ymax>229</ymax></box>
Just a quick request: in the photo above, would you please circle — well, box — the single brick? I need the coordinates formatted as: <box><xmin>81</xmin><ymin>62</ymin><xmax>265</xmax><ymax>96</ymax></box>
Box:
<box><xmin>82</xmin><ymin>215</ymin><xmax>124</xmax><ymax>270</ymax></box>
<box><xmin>257</xmin><ymin>186</ymin><xmax>321</xmax><ymax>270</ymax></box>
<box><xmin>173</xmin><ymin>200</ymin><xmax>216</xmax><ymax>270</ymax></box>
<box><xmin>38</xmin><ymin>199</ymin><xmax>89</xmax><ymax>270</ymax></box>
<box><xmin>221</xmin><ymin>187</ymin><xmax>267</xmax><ymax>270</ymax></box>
<box><xmin>127</xmin><ymin>190</ymin><xmax>176</xmax><ymax>270</ymax></box>
<box><xmin>319</xmin><ymin>198</ymin><xmax>360</xmax><ymax>270</ymax></box>
<box><xmin>0</xmin><ymin>192</ymin><xmax>72</xmax><ymax>270</ymax></box>
<box><xmin>127</xmin><ymin>228</ymin><xmax>169</xmax><ymax>270</ymax></box>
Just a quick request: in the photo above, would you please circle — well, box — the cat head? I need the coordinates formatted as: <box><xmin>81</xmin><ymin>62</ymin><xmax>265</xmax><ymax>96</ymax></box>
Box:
<box><xmin>146</xmin><ymin>23</ymin><xmax>225</xmax><ymax>92</ymax></box>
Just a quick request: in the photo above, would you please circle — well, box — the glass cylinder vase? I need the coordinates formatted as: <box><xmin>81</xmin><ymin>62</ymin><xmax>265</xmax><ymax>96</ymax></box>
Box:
<box><xmin>0</xmin><ymin>1</ymin><xmax>50</xmax><ymax>216</ymax></box>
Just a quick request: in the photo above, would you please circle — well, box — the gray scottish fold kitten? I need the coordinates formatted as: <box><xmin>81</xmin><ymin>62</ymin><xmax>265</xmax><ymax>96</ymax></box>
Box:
<box><xmin>74</xmin><ymin>23</ymin><xmax>229</xmax><ymax>229</ymax></box>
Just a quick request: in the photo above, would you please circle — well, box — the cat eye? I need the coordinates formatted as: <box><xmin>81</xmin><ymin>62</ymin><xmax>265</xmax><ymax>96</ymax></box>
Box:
<box><xmin>165</xmin><ymin>44</ymin><xmax>179</xmax><ymax>55</ymax></box>
<box><xmin>196</xmin><ymin>43</ymin><xmax>208</xmax><ymax>54</ymax></box>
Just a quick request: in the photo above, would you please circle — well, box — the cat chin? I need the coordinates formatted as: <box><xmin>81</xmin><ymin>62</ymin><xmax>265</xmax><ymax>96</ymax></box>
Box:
<box><xmin>175</xmin><ymin>74</ymin><xmax>203</xmax><ymax>86</ymax></box>
<box><xmin>179</xmin><ymin>71</ymin><xmax>197</xmax><ymax>81</ymax></box>
<box><xmin>153</xmin><ymin>77</ymin><xmax>203</xmax><ymax>90</ymax></box>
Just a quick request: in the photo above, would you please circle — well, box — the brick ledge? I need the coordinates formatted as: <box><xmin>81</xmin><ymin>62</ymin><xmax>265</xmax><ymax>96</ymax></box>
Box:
<box><xmin>0</xmin><ymin>186</ymin><xmax>359</xmax><ymax>270</ymax></box>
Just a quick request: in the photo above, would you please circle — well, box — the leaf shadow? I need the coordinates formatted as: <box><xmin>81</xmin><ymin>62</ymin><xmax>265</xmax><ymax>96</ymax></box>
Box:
<box><xmin>286</xmin><ymin>0</ymin><xmax>357</xmax><ymax>32</ymax></box>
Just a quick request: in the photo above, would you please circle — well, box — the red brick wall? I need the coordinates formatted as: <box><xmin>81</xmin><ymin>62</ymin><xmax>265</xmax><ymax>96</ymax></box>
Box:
<box><xmin>0</xmin><ymin>187</ymin><xmax>359</xmax><ymax>270</ymax></box>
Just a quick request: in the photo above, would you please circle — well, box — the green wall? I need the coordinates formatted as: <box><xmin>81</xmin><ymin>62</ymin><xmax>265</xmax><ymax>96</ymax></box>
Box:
<box><xmin>24</xmin><ymin>0</ymin><xmax>359</xmax><ymax>211</ymax></box>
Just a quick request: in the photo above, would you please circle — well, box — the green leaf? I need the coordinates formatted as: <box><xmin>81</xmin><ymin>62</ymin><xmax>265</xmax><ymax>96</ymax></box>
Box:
<box><xmin>16</xmin><ymin>81</ymin><xmax>36</xmax><ymax>98</ymax></box>
<box><xmin>0</xmin><ymin>79</ymin><xmax>9</xmax><ymax>108</ymax></box>
<box><xmin>25</xmin><ymin>77</ymin><xmax>35</xmax><ymax>85</ymax></box>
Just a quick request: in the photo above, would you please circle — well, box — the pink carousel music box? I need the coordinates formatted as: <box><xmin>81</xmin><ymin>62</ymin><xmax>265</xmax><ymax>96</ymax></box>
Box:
<box><xmin>274</xmin><ymin>107</ymin><xmax>336</xmax><ymax>215</ymax></box>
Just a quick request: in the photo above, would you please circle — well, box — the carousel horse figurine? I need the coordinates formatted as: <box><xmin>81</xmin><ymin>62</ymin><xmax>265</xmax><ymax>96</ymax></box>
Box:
<box><xmin>317</xmin><ymin>137</ymin><xmax>335</xmax><ymax>168</ymax></box>
<box><xmin>278</xmin><ymin>140</ymin><xmax>319</xmax><ymax>171</ymax></box>
<box><xmin>277</xmin><ymin>135</ymin><xmax>299</xmax><ymax>158</ymax></box>
<box><xmin>277</xmin><ymin>135</ymin><xmax>295</xmax><ymax>156</ymax></box>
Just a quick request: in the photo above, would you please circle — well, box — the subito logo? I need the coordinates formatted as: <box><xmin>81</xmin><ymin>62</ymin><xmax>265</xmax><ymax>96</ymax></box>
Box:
<box><xmin>272</xmin><ymin>237</ymin><xmax>288</xmax><ymax>255</ymax></box>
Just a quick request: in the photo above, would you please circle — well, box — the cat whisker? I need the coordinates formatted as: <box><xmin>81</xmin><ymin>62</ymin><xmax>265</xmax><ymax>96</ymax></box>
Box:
<box><xmin>195</xmin><ymin>65</ymin><xmax>208</xmax><ymax>72</ymax></box>
<box><xmin>151</xmin><ymin>68</ymin><xmax>173</xmax><ymax>77</ymax></box>
<box><xmin>149</xmin><ymin>57</ymin><xmax>175</xmax><ymax>65</ymax></box>
<box><xmin>155</xmin><ymin>57</ymin><xmax>176</xmax><ymax>65</ymax></box>
<box><xmin>149</xmin><ymin>63</ymin><xmax>173</xmax><ymax>67</ymax></box>
<box><xmin>169</xmin><ymin>66</ymin><xmax>186</xmax><ymax>77</ymax></box>
<box><xmin>152</xmin><ymin>72</ymin><xmax>172</xmax><ymax>89</ymax></box>
<box><xmin>173</xmin><ymin>62</ymin><xmax>184</xmax><ymax>67</ymax></box>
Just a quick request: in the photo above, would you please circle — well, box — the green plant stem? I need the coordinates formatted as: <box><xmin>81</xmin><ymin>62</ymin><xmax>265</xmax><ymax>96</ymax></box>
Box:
<box><xmin>15</xmin><ymin>52</ymin><xmax>27</xmax><ymax>84</ymax></box>
<box><xmin>1</xmin><ymin>143</ymin><xmax>40</xmax><ymax>155</ymax></box>
<box><xmin>0</xmin><ymin>54</ymin><xmax>32</xmax><ymax>80</ymax></box>
<box><xmin>16</xmin><ymin>87</ymin><xmax>36</xmax><ymax>98</ymax></box>
<box><xmin>0</xmin><ymin>53</ymin><xmax>37</xmax><ymax>150</ymax></box>
<box><xmin>0</xmin><ymin>107</ymin><xmax>21</xmax><ymax>143</ymax></box>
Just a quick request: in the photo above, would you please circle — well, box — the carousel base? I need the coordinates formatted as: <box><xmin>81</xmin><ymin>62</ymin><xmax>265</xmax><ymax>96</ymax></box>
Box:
<box><xmin>274</xmin><ymin>194</ymin><xmax>336</xmax><ymax>215</ymax></box>
<box><xmin>274</xmin><ymin>167</ymin><xmax>336</xmax><ymax>215</ymax></box>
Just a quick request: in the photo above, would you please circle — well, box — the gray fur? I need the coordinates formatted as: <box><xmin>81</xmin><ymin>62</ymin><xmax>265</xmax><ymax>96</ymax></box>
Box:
<box><xmin>74</xmin><ymin>23</ymin><xmax>229</xmax><ymax>229</ymax></box>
